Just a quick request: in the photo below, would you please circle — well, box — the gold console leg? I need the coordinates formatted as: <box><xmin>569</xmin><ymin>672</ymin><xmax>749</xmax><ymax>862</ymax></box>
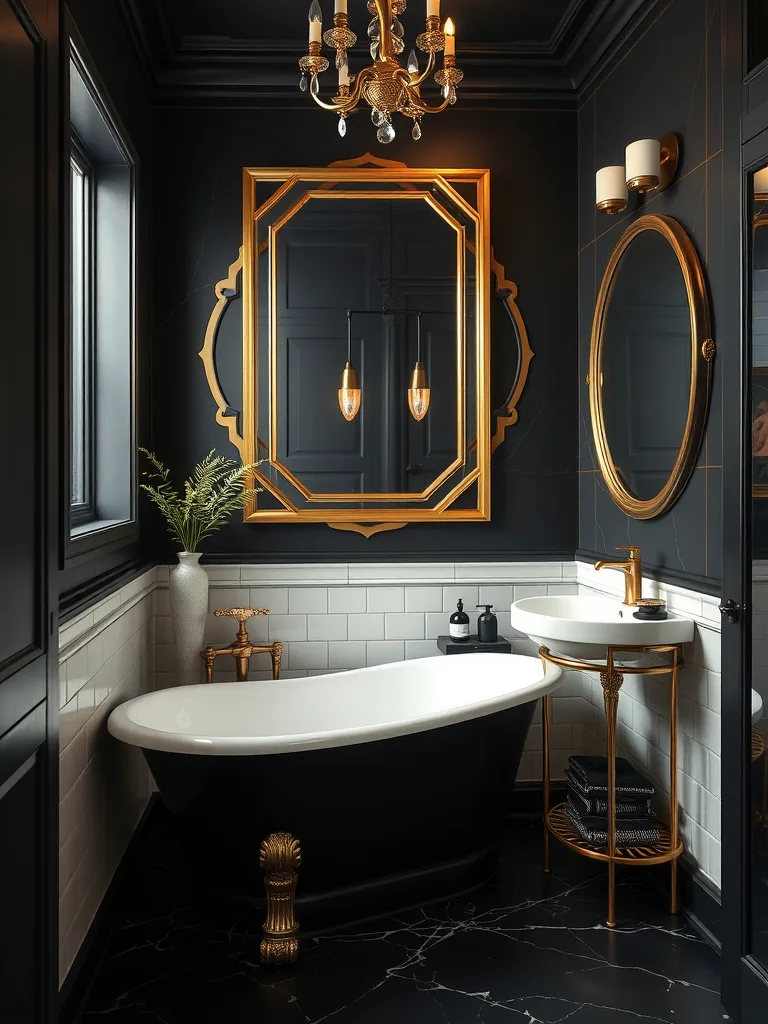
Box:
<box><xmin>542</xmin><ymin>691</ymin><xmax>551</xmax><ymax>873</ymax></box>
<box><xmin>259</xmin><ymin>832</ymin><xmax>301</xmax><ymax>965</ymax></box>
<box><xmin>601</xmin><ymin>657</ymin><xmax>624</xmax><ymax>929</ymax></box>
<box><xmin>271</xmin><ymin>642</ymin><xmax>283</xmax><ymax>681</ymax></box>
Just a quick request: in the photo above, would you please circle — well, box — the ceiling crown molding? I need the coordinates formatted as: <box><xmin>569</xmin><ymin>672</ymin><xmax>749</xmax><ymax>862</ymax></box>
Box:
<box><xmin>117</xmin><ymin>0</ymin><xmax>660</xmax><ymax>108</ymax></box>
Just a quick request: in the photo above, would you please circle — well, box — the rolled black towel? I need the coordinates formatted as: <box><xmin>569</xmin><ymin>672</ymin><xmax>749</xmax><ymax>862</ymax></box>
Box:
<box><xmin>565</xmin><ymin>797</ymin><xmax>660</xmax><ymax>847</ymax></box>
<box><xmin>566</xmin><ymin>773</ymin><xmax>652</xmax><ymax>818</ymax></box>
<box><xmin>568</xmin><ymin>755</ymin><xmax>655</xmax><ymax>798</ymax></box>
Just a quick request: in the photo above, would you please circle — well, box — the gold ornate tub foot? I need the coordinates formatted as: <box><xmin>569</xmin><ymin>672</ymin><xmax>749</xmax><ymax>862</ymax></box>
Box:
<box><xmin>259</xmin><ymin>832</ymin><xmax>301</xmax><ymax>965</ymax></box>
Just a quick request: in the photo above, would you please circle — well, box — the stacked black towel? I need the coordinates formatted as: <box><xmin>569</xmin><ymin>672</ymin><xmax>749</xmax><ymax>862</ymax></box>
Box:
<box><xmin>564</xmin><ymin>755</ymin><xmax>659</xmax><ymax>846</ymax></box>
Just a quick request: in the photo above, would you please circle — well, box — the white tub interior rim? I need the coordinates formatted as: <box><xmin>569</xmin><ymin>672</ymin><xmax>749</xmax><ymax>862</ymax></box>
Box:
<box><xmin>107</xmin><ymin>653</ymin><xmax>562</xmax><ymax>756</ymax></box>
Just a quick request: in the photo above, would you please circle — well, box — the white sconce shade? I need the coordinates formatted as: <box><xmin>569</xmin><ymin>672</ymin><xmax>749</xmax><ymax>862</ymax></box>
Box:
<box><xmin>626</xmin><ymin>138</ymin><xmax>661</xmax><ymax>193</ymax></box>
<box><xmin>596</xmin><ymin>166</ymin><xmax>628</xmax><ymax>215</ymax></box>
<box><xmin>755</xmin><ymin>167</ymin><xmax>768</xmax><ymax>196</ymax></box>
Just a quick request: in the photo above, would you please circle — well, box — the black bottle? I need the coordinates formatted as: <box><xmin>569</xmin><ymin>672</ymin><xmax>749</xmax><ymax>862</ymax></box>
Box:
<box><xmin>449</xmin><ymin>599</ymin><xmax>470</xmax><ymax>641</ymax></box>
<box><xmin>476</xmin><ymin>604</ymin><xmax>498</xmax><ymax>644</ymax></box>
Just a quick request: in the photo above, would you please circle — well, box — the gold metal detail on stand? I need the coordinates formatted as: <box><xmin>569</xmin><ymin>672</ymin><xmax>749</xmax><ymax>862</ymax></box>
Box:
<box><xmin>539</xmin><ymin>642</ymin><xmax>685</xmax><ymax>927</ymax></box>
<box><xmin>201</xmin><ymin>608</ymin><xmax>283</xmax><ymax>682</ymax></box>
<box><xmin>260</xmin><ymin>832</ymin><xmax>302</xmax><ymax>965</ymax></box>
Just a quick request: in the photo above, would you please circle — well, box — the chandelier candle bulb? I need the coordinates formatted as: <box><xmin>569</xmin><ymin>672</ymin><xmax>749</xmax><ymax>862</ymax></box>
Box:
<box><xmin>427</xmin><ymin>0</ymin><xmax>440</xmax><ymax>17</ymax></box>
<box><xmin>444</xmin><ymin>17</ymin><xmax>455</xmax><ymax>55</ymax></box>
<box><xmin>596</xmin><ymin>165</ymin><xmax>628</xmax><ymax>215</ymax></box>
<box><xmin>625</xmin><ymin>138</ymin><xmax>661</xmax><ymax>193</ymax></box>
<box><xmin>335</xmin><ymin>0</ymin><xmax>347</xmax><ymax>11</ymax></box>
<box><xmin>309</xmin><ymin>0</ymin><xmax>323</xmax><ymax>43</ymax></box>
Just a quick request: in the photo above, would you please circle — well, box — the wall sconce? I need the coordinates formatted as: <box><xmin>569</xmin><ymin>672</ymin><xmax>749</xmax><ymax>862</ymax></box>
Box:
<box><xmin>338</xmin><ymin>309</ymin><xmax>361</xmax><ymax>421</ymax></box>
<box><xmin>596</xmin><ymin>131</ymin><xmax>679</xmax><ymax>214</ymax></box>
<box><xmin>408</xmin><ymin>312</ymin><xmax>431</xmax><ymax>421</ymax></box>
<box><xmin>596</xmin><ymin>166</ymin><xmax>628</xmax><ymax>215</ymax></box>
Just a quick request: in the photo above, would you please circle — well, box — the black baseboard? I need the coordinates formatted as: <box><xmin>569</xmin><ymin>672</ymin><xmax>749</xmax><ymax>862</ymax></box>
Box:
<box><xmin>58</xmin><ymin>794</ymin><xmax>160</xmax><ymax>1024</ymax></box>
<box><xmin>645</xmin><ymin>857</ymin><xmax>722</xmax><ymax>950</ymax></box>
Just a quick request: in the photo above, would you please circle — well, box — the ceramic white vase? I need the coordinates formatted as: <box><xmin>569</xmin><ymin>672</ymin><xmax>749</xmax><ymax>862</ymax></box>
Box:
<box><xmin>170</xmin><ymin>551</ymin><xmax>209</xmax><ymax>686</ymax></box>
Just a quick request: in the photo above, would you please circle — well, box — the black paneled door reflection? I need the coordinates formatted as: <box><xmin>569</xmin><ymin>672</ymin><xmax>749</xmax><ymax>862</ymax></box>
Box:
<box><xmin>751</xmin><ymin>169</ymin><xmax>768</xmax><ymax>974</ymax></box>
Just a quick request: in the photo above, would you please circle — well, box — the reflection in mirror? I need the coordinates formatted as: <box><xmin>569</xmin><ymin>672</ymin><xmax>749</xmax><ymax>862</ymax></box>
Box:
<box><xmin>262</xmin><ymin>197</ymin><xmax>467</xmax><ymax>499</ymax></box>
<box><xmin>751</xmin><ymin>163</ymin><xmax>768</xmax><ymax>974</ymax></box>
<box><xmin>601</xmin><ymin>230</ymin><xmax>692</xmax><ymax>502</ymax></box>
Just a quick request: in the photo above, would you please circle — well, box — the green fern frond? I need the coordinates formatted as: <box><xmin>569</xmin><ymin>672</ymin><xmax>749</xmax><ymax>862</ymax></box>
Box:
<box><xmin>139</xmin><ymin>447</ymin><xmax>261</xmax><ymax>552</ymax></box>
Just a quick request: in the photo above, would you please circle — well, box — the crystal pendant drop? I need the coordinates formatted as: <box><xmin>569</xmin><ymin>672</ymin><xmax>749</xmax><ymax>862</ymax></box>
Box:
<box><xmin>391</xmin><ymin>17</ymin><xmax>404</xmax><ymax>37</ymax></box>
<box><xmin>449</xmin><ymin>86</ymin><xmax>457</xmax><ymax>105</ymax></box>
<box><xmin>338</xmin><ymin>115</ymin><xmax>347</xmax><ymax>137</ymax></box>
<box><xmin>412</xmin><ymin>120</ymin><xmax>422</xmax><ymax>141</ymax></box>
<box><xmin>367</xmin><ymin>17</ymin><xmax>379</xmax><ymax>38</ymax></box>
<box><xmin>299</xmin><ymin>73</ymin><xmax>308</xmax><ymax>92</ymax></box>
<box><xmin>407</xmin><ymin>48</ymin><xmax>419</xmax><ymax>74</ymax></box>
<box><xmin>376</xmin><ymin>121</ymin><xmax>396</xmax><ymax>144</ymax></box>
<box><xmin>370</xmin><ymin>38</ymin><xmax>379</xmax><ymax>59</ymax></box>
<box><xmin>371</xmin><ymin>108</ymin><xmax>385</xmax><ymax>126</ymax></box>
<box><xmin>310</xmin><ymin>75</ymin><xmax>319</xmax><ymax>96</ymax></box>
<box><xmin>442</xmin><ymin>83</ymin><xmax>450</xmax><ymax>99</ymax></box>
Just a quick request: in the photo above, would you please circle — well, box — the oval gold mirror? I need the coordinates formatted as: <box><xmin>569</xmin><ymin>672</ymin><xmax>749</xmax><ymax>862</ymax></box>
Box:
<box><xmin>589</xmin><ymin>214</ymin><xmax>714</xmax><ymax>520</ymax></box>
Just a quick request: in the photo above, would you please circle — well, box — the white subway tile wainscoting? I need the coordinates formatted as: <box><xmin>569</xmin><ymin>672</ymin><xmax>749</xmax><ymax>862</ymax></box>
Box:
<box><xmin>57</xmin><ymin>558</ymin><xmax>723</xmax><ymax>991</ymax></box>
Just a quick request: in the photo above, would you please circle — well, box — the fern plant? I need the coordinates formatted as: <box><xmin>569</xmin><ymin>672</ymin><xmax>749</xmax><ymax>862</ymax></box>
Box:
<box><xmin>139</xmin><ymin>448</ymin><xmax>261</xmax><ymax>553</ymax></box>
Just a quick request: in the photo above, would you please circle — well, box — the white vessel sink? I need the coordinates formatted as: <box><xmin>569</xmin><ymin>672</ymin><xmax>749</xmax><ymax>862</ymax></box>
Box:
<box><xmin>510</xmin><ymin>594</ymin><xmax>695</xmax><ymax>660</ymax></box>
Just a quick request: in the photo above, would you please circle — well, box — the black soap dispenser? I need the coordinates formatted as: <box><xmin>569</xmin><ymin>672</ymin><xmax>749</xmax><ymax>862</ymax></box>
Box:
<box><xmin>449</xmin><ymin>599</ymin><xmax>470</xmax><ymax>642</ymax></box>
<box><xmin>476</xmin><ymin>605</ymin><xmax>498</xmax><ymax>644</ymax></box>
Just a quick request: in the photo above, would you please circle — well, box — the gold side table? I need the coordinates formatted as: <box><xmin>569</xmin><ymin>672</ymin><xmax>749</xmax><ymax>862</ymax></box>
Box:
<box><xmin>201</xmin><ymin>608</ymin><xmax>283</xmax><ymax>682</ymax></box>
<box><xmin>539</xmin><ymin>643</ymin><xmax>685</xmax><ymax>928</ymax></box>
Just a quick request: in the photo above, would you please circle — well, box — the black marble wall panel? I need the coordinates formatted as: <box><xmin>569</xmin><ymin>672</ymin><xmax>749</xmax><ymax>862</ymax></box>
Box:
<box><xmin>151</xmin><ymin>107</ymin><xmax>578</xmax><ymax>561</ymax></box>
<box><xmin>578</xmin><ymin>0</ymin><xmax>725</xmax><ymax>590</ymax></box>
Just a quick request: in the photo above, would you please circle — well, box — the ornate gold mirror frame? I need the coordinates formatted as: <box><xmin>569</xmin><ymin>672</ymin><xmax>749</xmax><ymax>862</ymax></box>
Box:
<box><xmin>200</xmin><ymin>154</ymin><xmax>532</xmax><ymax>537</ymax></box>
<box><xmin>589</xmin><ymin>214</ymin><xmax>714</xmax><ymax>520</ymax></box>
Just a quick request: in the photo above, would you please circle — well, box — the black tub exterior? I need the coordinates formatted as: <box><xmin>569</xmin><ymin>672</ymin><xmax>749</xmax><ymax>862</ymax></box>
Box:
<box><xmin>143</xmin><ymin>701</ymin><xmax>537</xmax><ymax>928</ymax></box>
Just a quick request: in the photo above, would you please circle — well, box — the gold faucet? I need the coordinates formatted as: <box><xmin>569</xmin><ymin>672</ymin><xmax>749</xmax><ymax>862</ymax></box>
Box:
<box><xmin>594</xmin><ymin>546</ymin><xmax>643</xmax><ymax>606</ymax></box>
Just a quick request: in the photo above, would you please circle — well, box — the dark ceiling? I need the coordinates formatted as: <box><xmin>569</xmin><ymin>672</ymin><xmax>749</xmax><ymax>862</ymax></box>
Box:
<box><xmin>161</xmin><ymin>0</ymin><xmax>580</xmax><ymax>51</ymax></box>
<box><xmin>119</xmin><ymin>0</ymin><xmax>658</xmax><ymax>105</ymax></box>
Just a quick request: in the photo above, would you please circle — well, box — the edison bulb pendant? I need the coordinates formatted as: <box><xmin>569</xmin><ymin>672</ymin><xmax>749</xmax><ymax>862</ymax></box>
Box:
<box><xmin>299</xmin><ymin>73</ymin><xmax>308</xmax><ymax>92</ymax></box>
<box><xmin>377</xmin><ymin>122</ymin><xmax>396</xmax><ymax>144</ymax></box>
<box><xmin>338</xmin><ymin>116</ymin><xmax>347</xmax><ymax>137</ymax></box>
<box><xmin>412</xmin><ymin>120</ymin><xmax>422</xmax><ymax>141</ymax></box>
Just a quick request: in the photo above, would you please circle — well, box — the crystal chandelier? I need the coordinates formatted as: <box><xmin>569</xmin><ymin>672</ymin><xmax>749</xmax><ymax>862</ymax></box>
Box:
<box><xmin>299</xmin><ymin>0</ymin><xmax>463</xmax><ymax>143</ymax></box>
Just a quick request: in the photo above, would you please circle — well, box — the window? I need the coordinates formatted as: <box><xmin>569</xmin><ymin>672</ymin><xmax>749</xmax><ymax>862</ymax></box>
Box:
<box><xmin>70</xmin><ymin>139</ymin><xmax>94</xmax><ymax>525</ymax></box>
<box><xmin>68</xmin><ymin>41</ymin><xmax>136</xmax><ymax>546</ymax></box>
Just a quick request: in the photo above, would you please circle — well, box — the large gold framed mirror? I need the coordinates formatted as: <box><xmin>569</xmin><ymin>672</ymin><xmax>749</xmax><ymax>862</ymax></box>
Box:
<box><xmin>589</xmin><ymin>214</ymin><xmax>714</xmax><ymax>520</ymax></box>
<box><xmin>201</xmin><ymin>154</ymin><xmax>532</xmax><ymax>537</ymax></box>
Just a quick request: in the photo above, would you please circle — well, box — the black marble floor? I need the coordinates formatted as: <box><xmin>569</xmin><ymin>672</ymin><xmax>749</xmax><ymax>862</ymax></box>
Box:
<box><xmin>82</xmin><ymin>812</ymin><xmax>728</xmax><ymax>1024</ymax></box>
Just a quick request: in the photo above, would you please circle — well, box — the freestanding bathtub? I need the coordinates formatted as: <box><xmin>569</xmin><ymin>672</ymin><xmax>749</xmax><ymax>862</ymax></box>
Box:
<box><xmin>109</xmin><ymin>652</ymin><xmax>562</xmax><ymax>927</ymax></box>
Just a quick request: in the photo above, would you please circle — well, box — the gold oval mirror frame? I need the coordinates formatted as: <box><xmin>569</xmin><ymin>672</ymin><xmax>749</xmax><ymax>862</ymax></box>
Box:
<box><xmin>589</xmin><ymin>214</ymin><xmax>715</xmax><ymax>520</ymax></box>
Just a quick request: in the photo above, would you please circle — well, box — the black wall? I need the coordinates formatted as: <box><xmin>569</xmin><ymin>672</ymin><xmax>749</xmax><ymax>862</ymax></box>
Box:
<box><xmin>151</xmin><ymin>106</ymin><xmax>578</xmax><ymax>562</ymax></box>
<box><xmin>577</xmin><ymin>0</ymin><xmax>726</xmax><ymax>591</ymax></box>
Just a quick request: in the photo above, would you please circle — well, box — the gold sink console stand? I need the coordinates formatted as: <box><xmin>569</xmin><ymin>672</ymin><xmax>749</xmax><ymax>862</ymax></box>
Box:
<box><xmin>539</xmin><ymin>641</ymin><xmax>685</xmax><ymax>928</ymax></box>
<box><xmin>201</xmin><ymin>608</ymin><xmax>283</xmax><ymax>682</ymax></box>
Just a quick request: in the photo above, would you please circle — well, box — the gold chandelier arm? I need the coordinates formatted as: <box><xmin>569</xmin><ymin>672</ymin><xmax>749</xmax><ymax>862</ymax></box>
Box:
<box><xmin>408</xmin><ymin>49</ymin><xmax>436</xmax><ymax>87</ymax></box>
<box><xmin>309</xmin><ymin>65</ymin><xmax>372</xmax><ymax>112</ymax></box>
<box><xmin>407</xmin><ymin>89</ymin><xmax>452</xmax><ymax>115</ymax></box>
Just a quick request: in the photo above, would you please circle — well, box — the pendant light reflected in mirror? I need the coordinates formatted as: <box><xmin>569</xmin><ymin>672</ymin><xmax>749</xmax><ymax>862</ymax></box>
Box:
<box><xmin>408</xmin><ymin>311</ymin><xmax>431</xmax><ymax>421</ymax></box>
<box><xmin>338</xmin><ymin>308</ymin><xmax>361</xmax><ymax>421</ymax></box>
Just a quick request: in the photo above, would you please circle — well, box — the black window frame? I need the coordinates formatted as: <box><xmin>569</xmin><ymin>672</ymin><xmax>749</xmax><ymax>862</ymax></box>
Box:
<box><xmin>69</xmin><ymin>130</ymin><xmax>96</xmax><ymax>529</ymax></box>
